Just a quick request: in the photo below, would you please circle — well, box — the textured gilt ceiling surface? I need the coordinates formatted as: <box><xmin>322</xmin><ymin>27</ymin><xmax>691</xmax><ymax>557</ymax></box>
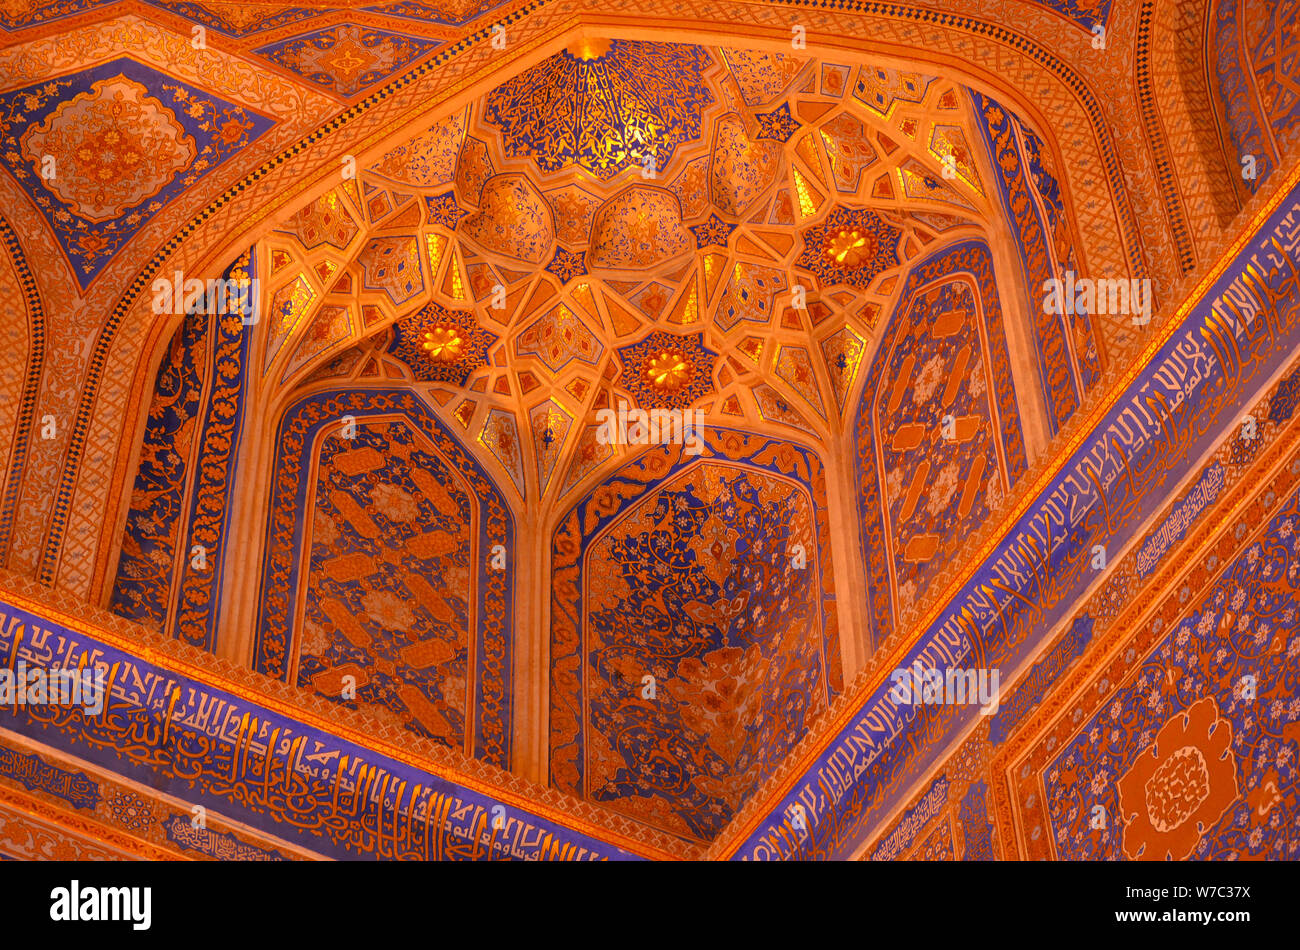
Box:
<box><xmin>260</xmin><ymin>41</ymin><xmax>1005</xmax><ymax>503</ymax></box>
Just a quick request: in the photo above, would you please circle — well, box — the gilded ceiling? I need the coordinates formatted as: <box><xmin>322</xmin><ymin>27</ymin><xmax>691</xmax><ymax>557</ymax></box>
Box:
<box><xmin>254</xmin><ymin>40</ymin><xmax>1015</xmax><ymax>493</ymax></box>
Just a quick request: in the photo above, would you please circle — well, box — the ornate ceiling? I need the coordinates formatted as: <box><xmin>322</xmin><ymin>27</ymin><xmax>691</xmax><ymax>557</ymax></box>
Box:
<box><xmin>0</xmin><ymin>0</ymin><xmax>1297</xmax><ymax>863</ymax></box>
<box><xmin>253</xmin><ymin>41</ymin><xmax>1020</xmax><ymax>500</ymax></box>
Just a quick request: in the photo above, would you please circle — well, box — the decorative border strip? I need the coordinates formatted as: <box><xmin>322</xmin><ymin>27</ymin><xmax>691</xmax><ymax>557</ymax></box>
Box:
<box><xmin>995</xmin><ymin>405</ymin><xmax>1300</xmax><ymax>858</ymax></box>
<box><xmin>1134</xmin><ymin>460</ymin><xmax>1224</xmax><ymax>575</ymax></box>
<box><xmin>0</xmin><ymin>779</ymin><xmax>169</xmax><ymax>860</ymax></box>
<box><xmin>174</xmin><ymin>254</ymin><xmax>256</xmax><ymax>649</ymax></box>
<box><xmin>802</xmin><ymin>336</ymin><xmax>1300</xmax><ymax>861</ymax></box>
<box><xmin>1134</xmin><ymin>0</ymin><xmax>1197</xmax><ymax>275</ymax></box>
<box><xmin>0</xmin><ymin>214</ymin><xmax>45</xmax><ymax>561</ymax></box>
<box><xmin>0</xmin><ymin>747</ymin><xmax>99</xmax><ymax>810</ymax></box>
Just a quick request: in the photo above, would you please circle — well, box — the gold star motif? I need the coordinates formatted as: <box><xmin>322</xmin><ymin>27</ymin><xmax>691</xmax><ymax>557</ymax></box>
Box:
<box><xmin>645</xmin><ymin>349</ymin><xmax>690</xmax><ymax>391</ymax></box>
<box><xmin>421</xmin><ymin>325</ymin><xmax>463</xmax><ymax>363</ymax></box>
<box><xmin>823</xmin><ymin>228</ymin><xmax>878</xmax><ymax>268</ymax></box>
